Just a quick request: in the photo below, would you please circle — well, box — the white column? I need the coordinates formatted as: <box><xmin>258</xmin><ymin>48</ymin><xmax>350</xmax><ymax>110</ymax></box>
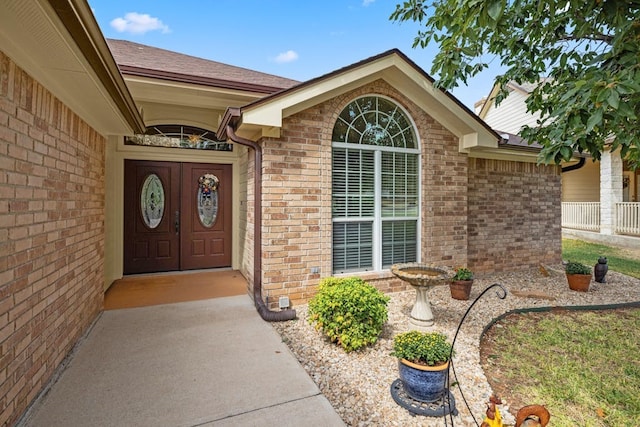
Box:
<box><xmin>600</xmin><ymin>149</ymin><xmax>623</xmax><ymax>235</ymax></box>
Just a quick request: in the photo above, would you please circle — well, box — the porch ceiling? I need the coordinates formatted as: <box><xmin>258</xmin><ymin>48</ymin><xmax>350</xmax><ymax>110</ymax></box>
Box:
<box><xmin>0</xmin><ymin>0</ymin><xmax>144</xmax><ymax>136</ymax></box>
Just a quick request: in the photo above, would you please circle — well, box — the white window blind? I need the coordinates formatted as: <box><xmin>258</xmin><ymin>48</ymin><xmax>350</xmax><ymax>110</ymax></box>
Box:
<box><xmin>332</xmin><ymin>96</ymin><xmax>419</xmax><ymax>274</ymax></box>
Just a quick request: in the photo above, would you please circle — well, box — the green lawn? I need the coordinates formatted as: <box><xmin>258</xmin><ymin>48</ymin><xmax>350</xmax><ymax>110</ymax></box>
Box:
<box><xmin>480</xmin><ymin>238</ymin><xmax>640</xmax><ymax>426</ymax></box>
<box><xmin>482</xmin><ymin>309</ymin><xmax>640</xmax><ymax>426</ymax></box>
<box><xmin>562</xmin><ymin>238</ymin><xmax>640</xmax><ymax>279</ymax></box>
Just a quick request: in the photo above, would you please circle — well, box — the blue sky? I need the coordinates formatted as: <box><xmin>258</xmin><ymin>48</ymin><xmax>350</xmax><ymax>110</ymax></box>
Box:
<box><xmin>88</xmin><ymin>0</ymin><xmax>500</xmax><ymax>110</ymax></box>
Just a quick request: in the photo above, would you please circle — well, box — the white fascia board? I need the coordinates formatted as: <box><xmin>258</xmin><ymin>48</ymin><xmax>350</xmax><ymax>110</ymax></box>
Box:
<box><xmin>238</xmin><ymin>52</ymin><xmax>498</xmax><ymax>151</ymax></box>
<box><xmin>385</xmin><ymin>60</ymin><xmax>498</xmax><ymax>151</ymax></box>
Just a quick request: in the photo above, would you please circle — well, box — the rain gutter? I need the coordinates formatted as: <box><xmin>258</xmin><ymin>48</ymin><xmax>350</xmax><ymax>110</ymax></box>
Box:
<box><xmin>219</xmin><ymin>110</ymin><xmax>296</xmax><ymax>321</ymax></box>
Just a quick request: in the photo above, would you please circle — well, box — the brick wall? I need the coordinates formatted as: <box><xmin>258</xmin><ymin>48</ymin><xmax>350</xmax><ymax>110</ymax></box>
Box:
<box><xmin>0</xmin><ymin>51</ymin><xmax>106</xmax><ymax>425</ymax></box>
<box><xmin>259</xmin><ymin>80</ymin><xmax>468</xmax><ymax>308</ymax></box>
<box><xmin>468</xmin><ymin>158</ymin><xmax>562</xmax><ymax>273</ymax></box>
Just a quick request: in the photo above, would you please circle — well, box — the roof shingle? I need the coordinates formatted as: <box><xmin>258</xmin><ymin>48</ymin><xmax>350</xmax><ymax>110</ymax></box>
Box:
<box><xmin>106</xmin><ymin>39</ymin><xmax>300</xmax><ymax>94</ymax></box>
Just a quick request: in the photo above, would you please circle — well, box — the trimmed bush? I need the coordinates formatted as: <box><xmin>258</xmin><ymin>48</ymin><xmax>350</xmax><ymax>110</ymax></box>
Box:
<box><xmin>308</xmin><ymin>277</ymin><xmax>390</xmax><ymax>352</ymax></box>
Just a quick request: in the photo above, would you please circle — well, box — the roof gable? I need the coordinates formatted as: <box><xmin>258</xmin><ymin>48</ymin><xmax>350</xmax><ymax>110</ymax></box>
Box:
<box><xmin>223</xmin><ymin>49</ymin><xmax>499</xmax><ymax>151</ymax></box>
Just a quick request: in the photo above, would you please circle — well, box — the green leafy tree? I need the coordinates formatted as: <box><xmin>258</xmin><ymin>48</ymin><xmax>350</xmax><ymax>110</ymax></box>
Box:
<box><xmin>391</xmin><ymin>0</ymin><xmax>640</xmax><ymax>169</ymax></box>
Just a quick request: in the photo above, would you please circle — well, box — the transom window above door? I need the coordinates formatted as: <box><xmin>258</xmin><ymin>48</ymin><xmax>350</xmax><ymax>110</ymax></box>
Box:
<box><xmin>125</xmin><ymin>124</ymin><xmax>232</xmax><ymax>151</ymax></box>
<box><xmin>332</xmin><ymin>96</ymin><xmax>420</xmax><ymax>274</ymax></box>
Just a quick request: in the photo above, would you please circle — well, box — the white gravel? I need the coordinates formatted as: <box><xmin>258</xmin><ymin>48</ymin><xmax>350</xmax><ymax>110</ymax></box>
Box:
<box><xmin>271</xmin><ymin>265</ymin><xmax>640</xmax><ymax>426</ymax></box>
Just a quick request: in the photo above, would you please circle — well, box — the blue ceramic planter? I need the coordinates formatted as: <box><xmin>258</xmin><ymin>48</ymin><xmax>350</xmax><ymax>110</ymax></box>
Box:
<box><xmin>398</xmin><ymin>359</ymin><xmax>449</xmax><ymax>402</ymax></box>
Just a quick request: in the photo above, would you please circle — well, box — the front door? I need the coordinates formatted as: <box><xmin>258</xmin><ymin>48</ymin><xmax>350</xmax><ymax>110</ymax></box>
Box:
<box><xmin>123</xmin><ymin>160</ymin><xmax>232</xmax><ymax>274</ymax></box>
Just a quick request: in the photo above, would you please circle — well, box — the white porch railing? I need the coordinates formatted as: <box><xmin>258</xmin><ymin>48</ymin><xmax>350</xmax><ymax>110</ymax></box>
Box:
<box><xmin>616</xmin><ymin>203</ymin><xmax>640</xmax><ymax>236</ymax></box>
<box><xmin>561</xmin><ymin>202</ymin><xmax>640</xmax><ymax>236</ymax></box>
<box><xmin>561</xmin><ymin>202</ymin><xmax>600</xmax><ymax>231</ymax></box>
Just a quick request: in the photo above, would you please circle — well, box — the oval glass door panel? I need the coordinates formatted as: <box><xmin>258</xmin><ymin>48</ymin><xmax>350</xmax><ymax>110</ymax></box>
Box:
<box><xmin>140</xmin><ymin>173</ymin><xmax>165</xmax><ymax>228</ymax></box>
<box><xmin>198</xmin><ymin>173</ymin><xmax>219</xmax><ymax>228</ymax></box>
<box><xmin>198</xmin><ymin>188</ymin><xmax>218</xmax><ymax>227</ymax></box>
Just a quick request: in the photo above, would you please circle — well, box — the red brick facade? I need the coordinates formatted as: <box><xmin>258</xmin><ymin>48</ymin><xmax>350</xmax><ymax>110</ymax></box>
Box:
<box><xmin>468</xmin><ymin>158</ymin><xmax>562</xmax><ymax>272</ymax></box>
<box><xmin>255</xmin><ymin>80</ymin><xmax>562</xmax><ymax>308</ymax></box>
<box><xmin>0</xmin><ymin>52</ymin><xmax>106</xmax><ymax>425</ymax></box>
<box><xmin>0</xmin><ymin>45</ymin><xmax>564</xmax><ymax>423</ymax></box>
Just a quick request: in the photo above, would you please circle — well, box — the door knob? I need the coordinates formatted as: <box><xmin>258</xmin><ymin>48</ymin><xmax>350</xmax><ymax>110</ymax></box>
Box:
<box><xmin>175</xmin><ymin>211</ymin><xmax>180</xmax><ymax>233</ymax></box>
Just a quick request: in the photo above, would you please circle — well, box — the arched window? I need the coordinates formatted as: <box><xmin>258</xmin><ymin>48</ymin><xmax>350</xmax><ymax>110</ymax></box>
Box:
<box><xmin>332</xmin><ymin>96</ymin><xmax>419</xmax><ymax>273</ymax></box>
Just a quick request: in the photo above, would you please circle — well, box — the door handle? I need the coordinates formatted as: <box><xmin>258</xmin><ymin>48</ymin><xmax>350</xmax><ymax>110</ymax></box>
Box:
<box><xmin>175</xmin><ymin>211</ymin><xmax>180</xmax><ymax>233</ymax></box>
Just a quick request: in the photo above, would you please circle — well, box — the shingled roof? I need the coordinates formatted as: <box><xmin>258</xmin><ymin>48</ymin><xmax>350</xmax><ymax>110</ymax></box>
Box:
<box><xmin>106</xmin><ymin>39</ymin><xmax>300</xmax><ymax>94</ymax></box>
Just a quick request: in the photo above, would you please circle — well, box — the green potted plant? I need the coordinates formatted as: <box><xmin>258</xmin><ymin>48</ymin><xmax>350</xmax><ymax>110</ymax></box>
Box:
<box><xmin>565</xmin><ymin>261</ymin><xmax>592</xmax><ymax>292</ymax></box>
<box><xmin>391</xmin><ymin>330</ymin><xmax>454</xmax><ymax>402</ymax></box>
<box><xmin>450</xmin><ymin>267</ymin><xmax>474</xmax><ymax>300</ymax></box>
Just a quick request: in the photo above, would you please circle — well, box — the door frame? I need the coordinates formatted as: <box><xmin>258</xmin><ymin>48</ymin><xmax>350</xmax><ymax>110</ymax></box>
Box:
<box><xmin>104</xmin><ymin>136</ymin><xmax>243</xmax><ymax>289</ymax></box>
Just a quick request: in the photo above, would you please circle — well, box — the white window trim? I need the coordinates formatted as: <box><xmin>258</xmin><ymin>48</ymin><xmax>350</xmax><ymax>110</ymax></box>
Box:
<box><xmin>331</xmin><ymin>95</ymin><xmax>422</xmax><ymax>273</ymax></box>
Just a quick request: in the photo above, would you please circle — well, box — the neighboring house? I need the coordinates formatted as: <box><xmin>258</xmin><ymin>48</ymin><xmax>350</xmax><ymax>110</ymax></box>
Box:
<box><xmin>477</xmin><ymin>81</ymin><xmax>640</xmax><ymax>246</ymax></box>
<box><xmin>1</xmin><ymin>1</ymin><xmax>562</xmax><ymax>424</ymax></box>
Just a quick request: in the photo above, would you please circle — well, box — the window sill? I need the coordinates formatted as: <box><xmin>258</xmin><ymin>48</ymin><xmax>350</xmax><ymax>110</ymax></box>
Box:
<box><xmin>332</xmin><ymin>270</ymin><xmax>395</xmax><ymax>281</ymax></box>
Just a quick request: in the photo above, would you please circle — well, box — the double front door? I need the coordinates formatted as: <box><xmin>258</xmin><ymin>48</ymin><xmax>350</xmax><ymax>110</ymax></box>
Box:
<box><xmin>123</xmin><ymin>160</ymin><xmax>232</xmax><ymax>274</ymax></box>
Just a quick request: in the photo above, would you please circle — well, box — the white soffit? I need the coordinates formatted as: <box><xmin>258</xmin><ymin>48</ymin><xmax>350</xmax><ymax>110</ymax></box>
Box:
<box><xmin>0</xmin><ymin>0</ymin><xmax>138</xmax><ymax>136</ymax></box>
<box><xmin>123</xmin><ymin>77</ymin><xmax>263</xmax><ymax>110</ymax></box>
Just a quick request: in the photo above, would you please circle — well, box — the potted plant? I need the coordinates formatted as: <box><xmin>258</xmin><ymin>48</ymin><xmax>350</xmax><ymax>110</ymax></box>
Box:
<box><xmin>450</xmin><ymin>267</ymin><xmax>474</xmax><ymax>300</ymax></box>
<box><xmin>391</xmin><ymin>330</ymin><xmax>454</xmax><ymax>402</ymax></box>
<box><xmin>565</xmin><ymin>261</ymin><xmax>592</xmax><ymax>292</ymax></box>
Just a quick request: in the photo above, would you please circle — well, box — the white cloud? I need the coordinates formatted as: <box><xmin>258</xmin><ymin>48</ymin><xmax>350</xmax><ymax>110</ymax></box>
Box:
<box><xmin>273</xmin><ymin>50</ymin><xmax>299</xmax><ymax>64</ymax></box>
<box><xmin>110</xmin><ymin>12</ymin><xmax>170</xmax><ymax>35</ymax></box>
<box><xmin>362</xmin><ymin>0</ymin><xmax>375</xmax><ymax>6</ymax></box>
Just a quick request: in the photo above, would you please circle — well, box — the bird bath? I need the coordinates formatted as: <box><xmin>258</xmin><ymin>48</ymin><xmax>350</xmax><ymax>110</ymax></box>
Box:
<box><xmin>391</xmin><ymin>263</ymin><xmax>454</xmax><ymax>329</ymax></box>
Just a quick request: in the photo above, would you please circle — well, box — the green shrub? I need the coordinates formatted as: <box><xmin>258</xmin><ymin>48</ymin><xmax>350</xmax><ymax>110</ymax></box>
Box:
<box><xmin>308</xmin><ymin>276</ymin><xmax>390</xmax><ymax>352</ymax></box>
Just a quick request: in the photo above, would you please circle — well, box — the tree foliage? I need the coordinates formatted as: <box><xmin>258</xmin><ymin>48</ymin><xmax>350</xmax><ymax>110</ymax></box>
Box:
<box><xmin>391</xmin><ymin>0</ymin><xmax>640</xmax><ymax>169</ymax></box>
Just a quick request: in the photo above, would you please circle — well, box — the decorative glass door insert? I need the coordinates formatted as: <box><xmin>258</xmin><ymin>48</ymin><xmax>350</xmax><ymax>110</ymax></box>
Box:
<box><xmin>197</xmin><ymin>173</ymin><xmax>219</xmax><ymax>228</ymax></box>
<box><xmin>124</xmin><ymin>161</ymin><xmax>232</xmax><ymax>274</ymax></box>
<box><xmin>140</xmin><ymin>173</ymin><xmax>165</xmax><ymax>229</ymax></box>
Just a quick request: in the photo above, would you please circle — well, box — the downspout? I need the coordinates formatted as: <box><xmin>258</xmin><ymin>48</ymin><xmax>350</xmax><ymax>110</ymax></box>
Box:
<box><xmin>226</xmin><ymin>125</ymin><xmax>296</xmax><ymax>322</ymax></box>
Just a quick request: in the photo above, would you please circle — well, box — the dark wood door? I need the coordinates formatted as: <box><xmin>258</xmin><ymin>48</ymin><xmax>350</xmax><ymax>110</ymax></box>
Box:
<box><xmin>123</xmin><ymin>160</ymin><xmax>232</xmax><ymax>274</ymax></box>
<box><xmin>180</xmin><ymin>163</ymin><xmax>232</xmax><ymax>270</ymax></box>
<box><xmin>124</xmin><ymin>160</ymin><xmax>180</xmax><ymax>274</ymax></box>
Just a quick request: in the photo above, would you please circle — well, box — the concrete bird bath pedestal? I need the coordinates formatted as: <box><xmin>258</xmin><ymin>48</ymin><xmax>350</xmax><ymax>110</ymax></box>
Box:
<box><xmin>391</xmin><ymin>263</ymin><xmax>454</xmax><ymax>329</ymax></box>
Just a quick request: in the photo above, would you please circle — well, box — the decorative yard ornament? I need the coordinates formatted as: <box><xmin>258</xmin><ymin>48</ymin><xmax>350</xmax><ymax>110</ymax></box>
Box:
<box><xmin>594</xmin><ymin>257</ymin><xmax>609</xmax><ymax>283</ymax></box>
<box><xmin>515</xmin><ymin>405</ymin><xmax>551</xmax><ymax>427</ymax></box>
<box><xmin>480</xmin><ymin>395</ymin><xmax>551</xmax><ymax>427</ymax></box>
<box><xmin>480</xmin><ymin>394</ymin><xmax>503</xmax><ymax>427</ymax></box>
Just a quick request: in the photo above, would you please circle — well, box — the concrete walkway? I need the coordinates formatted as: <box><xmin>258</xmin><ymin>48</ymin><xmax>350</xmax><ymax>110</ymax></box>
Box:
<box><xmin>18</xmin><ymin>296</ymin><xmax>344</xmax><ymax>427</ymax></box>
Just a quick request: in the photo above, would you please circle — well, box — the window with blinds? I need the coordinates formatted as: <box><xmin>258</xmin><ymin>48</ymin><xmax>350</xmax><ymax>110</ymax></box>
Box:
<box><xmin>332</xmin><ymin>96</ymin><xmax>419</xmax><ymax>274</ymax></box>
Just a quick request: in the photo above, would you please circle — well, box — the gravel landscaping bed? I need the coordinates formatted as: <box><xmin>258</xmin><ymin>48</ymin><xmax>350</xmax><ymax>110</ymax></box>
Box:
<box><xmin>271</xmin><ymin>266</ymin><xmax>640</xmax><ymax>426</ymax></box>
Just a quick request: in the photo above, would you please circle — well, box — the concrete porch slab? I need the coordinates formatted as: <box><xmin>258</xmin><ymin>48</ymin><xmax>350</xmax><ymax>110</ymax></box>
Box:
<box><xmin>18</xmin><ymin>296</ymin><xmax>344</xmax><ymax>427</ymax></box>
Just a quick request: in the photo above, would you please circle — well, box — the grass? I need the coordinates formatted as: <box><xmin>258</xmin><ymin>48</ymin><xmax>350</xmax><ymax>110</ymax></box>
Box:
<box><xmin>562</xmin><ymin>238</ymin><xmax>640</xmax><ymax>279</ymax></box>
<box><xmin>479</xmin><ymin>239</ymin><xmax>640</xmax><ymax>426</ymax></box>
<box><xmin>482</xmin><ymin>309</ymin><xmax>640</xmax><ymax>426</ymax></box>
